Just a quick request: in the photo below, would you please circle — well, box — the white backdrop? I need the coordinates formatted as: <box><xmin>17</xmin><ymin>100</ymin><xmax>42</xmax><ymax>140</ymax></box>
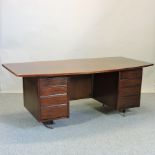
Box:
<box><xmin>0</xmin><ymin>0</ymin><xmax>155</xmax><ymax>93</ymax></box>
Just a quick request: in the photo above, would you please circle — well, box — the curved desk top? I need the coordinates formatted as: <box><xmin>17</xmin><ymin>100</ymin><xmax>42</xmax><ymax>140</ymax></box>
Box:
<box><xmin>2</xmin><ymin>57</ymin><xmax>153</xmax><ymax>77</ymax></box>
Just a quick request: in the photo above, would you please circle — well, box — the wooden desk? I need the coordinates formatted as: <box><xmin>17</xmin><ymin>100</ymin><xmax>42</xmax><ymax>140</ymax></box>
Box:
<box><xmin>2</xmin><ymin>57</ymin><xmax>153</xmax><ymax>127</ymax></box>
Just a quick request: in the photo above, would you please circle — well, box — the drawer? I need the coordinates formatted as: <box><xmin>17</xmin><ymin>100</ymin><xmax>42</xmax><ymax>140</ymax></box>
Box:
<box><xmin>119</xmin><ymin>87</ymin><xmax>141</xmax><ymax>97</ymax></box>
<box><xmin>40</xmin><ymin>85</ymin><xmax>67</xmax><ymax>96</ymax></box>
<box><xmin>120</xmin><ymin>69</ymin><xmax>142</xmax><ymax>79</ymax></box>
<box><xmin>119</xmin><ymin>79</ymin><xmax>142</xmax><ymax>88</ymax></box>
<box><xmin>41</xmin><ymin>105</ymin><xmax>68</xmax><ymax>120</ymax></box>
<box><xmin>40</xmin><ymin>94</ymin><xmax>68</xmax><ymax>107</ymax></box>
<box><xmin>39</xmin><ymin>77</ymin><xmax>67</xmax><ymax>88</ymax></box>
<box><xmin>118</xmin><ymin>95</ymin><xmax>140</xmax><ymax>109</ymax></box>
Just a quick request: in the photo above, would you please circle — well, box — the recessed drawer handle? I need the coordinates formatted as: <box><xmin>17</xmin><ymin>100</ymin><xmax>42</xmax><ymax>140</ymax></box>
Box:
<box><xmin>48</xmin><ymin>85</ymin><xmax>67</xmax><ymax>88</ymax></box>
<box><xmin>42</xmin><ymin>104</ymin><xmax>67</xmax><ymax>108</ymax></box>
<box><xmin>40</xmin><ymin>93</ymin><xmax>67</xmax><ymax>98</ymax></box>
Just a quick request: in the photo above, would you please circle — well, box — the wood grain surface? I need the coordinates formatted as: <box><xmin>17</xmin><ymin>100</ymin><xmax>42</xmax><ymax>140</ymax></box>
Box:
<box><xmin>2</xmin><ymin>57</ymin><xmax>153</xmax><ymax>77</ymax></box>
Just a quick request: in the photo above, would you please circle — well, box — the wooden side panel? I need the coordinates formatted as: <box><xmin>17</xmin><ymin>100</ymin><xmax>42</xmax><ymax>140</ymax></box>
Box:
<box><xmin>23</xmin><ymin>77</ymin><xmax>40</xmax><ymax>121</ymax></box>
<box><xmin>117</xmin><ymin>68</ymin><xmax>143</xmax><ymax>110</ymax></box>
<box><xmin>69</xmin><ymin>75</ymin><xmax>92</xmax><ymax>100</ymax></box>
<box><xmin>93</xmin><ymin>72</ymin><xmax>119</xmax><ymax>109</ymax></box>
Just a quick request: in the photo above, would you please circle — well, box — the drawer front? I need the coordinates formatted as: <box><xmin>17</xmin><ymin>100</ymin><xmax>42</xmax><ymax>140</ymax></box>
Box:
<box><xmin>120</xmin><ymin>69</ymin><xmax>142</xmax><ymax>79</ymax></box>
<box><xmin>40</xmin><ymin>94</ymin><xmax>68</xmax><ymax>107</ymax></box>
<box><xmin>39</xmin><ymin>77</ymin><xmax>67</xmax><ymax>88</ymax></box>
<box><xmin>41</xmin><ymin>105</ymin><xmax>68</xmax><ymax>120</ymax></box>
<box><xmin>119</xmin><ymin>87</ymin><xmax>141</xmax><ymax>97</ymax></box>
<box><xmin>120</xmin><ymin>79</ymin><xmax>142</xmax><ymax>88</ymax></box>
<box><xmin>118</xmin><ymin>95</ymin><xmax>140</xmax><ymax>109</ymax></box>
<box><xmin>40</xmin><ymin>85</ymin><xmax>67</xmax><ymax>96</ymax></box>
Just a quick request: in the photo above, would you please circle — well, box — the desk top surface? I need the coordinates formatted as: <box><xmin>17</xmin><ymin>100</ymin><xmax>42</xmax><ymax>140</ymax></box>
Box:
<box><xmin>2</xmin><ymin>57</ymin><xmax>153</xmax><ymax>77</ymax></box>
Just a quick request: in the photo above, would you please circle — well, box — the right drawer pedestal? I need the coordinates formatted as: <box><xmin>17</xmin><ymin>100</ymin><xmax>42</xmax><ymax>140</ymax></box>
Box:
<box><xmin>117</xmin><ymin>68</ymin><xmax>143</xmax><ymax>110</ymax></box>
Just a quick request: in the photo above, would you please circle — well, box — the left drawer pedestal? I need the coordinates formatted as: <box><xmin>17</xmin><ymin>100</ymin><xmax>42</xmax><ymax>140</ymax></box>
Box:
<box><xmin>23</xmin><ymin>77</ymin><xmax>69</xmax><ymax>122</ymax></box>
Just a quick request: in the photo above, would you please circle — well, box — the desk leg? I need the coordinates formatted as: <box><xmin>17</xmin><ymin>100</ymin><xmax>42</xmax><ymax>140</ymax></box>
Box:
<box><xmin>119</xmin><ymin>109</ymin><xmax>126</xmax><ymax>117</ymax></box>
<box><xmin>43</xmin><ymin>120</ymin><xmax>54</xmax><ymax>129</ymax></box>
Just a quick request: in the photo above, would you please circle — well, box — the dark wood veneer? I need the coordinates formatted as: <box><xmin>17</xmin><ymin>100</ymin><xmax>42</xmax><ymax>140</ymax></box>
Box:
<box><xmin>23</xmin><ymin>77</ymin><xmax>40</xmax><ymax>121</ymax></box>
<box><xmin>119</xmin><ymin>87</ymin><xmax>141</xmax><ymax>97</ymax></box>
<box><xmin>2</xmin><ymin>57</ymin><xmax>153</xmax><ymax>77</ymax></box>
<box><xmin>39</xmin><ymin>77</ymin><xmax>67</xmax><ymax>86</ymax></box>
<box><xmin>40</xmin><ymin>95</ymin><xmax>68</xmax><ymax>107</ymax></box>
<box><xmin>119</xmin><ymin>79</ymin><xmax>142</xmax><ymax>88</ymax></box>
<box><xmin>3</xmin><ymin>57</ymin><xmax>153</xmax><ymax>124</ymax></box>
<box><xmin>38</xmin><ymin>77</ymin><xmax>69</xmax><ymax>121</ymax></box>
<box><xmin>118</xmin><ymin>95</ymin><xmax>141</xmax><ymax>109</ymax></box>
<box><xmin>117</xmin><ymin>68</ymin><xmax>143</xmax><ymax>110</ymax></box>
<box><xmin>23</xmin><ymin>77</ymin><xmax>69</xmax><ymax>122</ymax></box>
<box><xmin>120</xmin><ymin>69</ymin><xmax>142</xmax><ymax>79</ymax></box>
<box><xmin>69</xmin><ymin>75</ymin><xmax>92</xmax><ymax>100</ymax></box>
<box><xmin>41</xmin><ymin>105</ymin><xmax>68</xmax><ymax>120</ymax></box>
<box><xmin>39</xmin><ymin>85</ymin><xmax>67</xmax><ymax>97</ymax></box>
<box><xmin>93</xmin><ymin>72</ymin><xmax>119</xmax><ymax>109</ymax></box>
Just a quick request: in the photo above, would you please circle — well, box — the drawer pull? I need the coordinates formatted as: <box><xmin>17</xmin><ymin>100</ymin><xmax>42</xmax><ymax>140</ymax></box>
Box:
<box><xmin>119</xmin><ymin>79</ymin><xmax>142</xmax><ymax>88</ymax></box>
<box><xmin>41</xmin><ymin>105</ymin><xmax>68</xmax><ymax>120</ymax></box>
<box><xmin>42</xmin><ymin>104</ymin><xmax>67</xmax><ymax>108</ymax></box>
<box><xmin>40</xmin><ymin>95</ymin><xmax>68</xmax><ymax>106</ymax></box>
<box><xmin>40</xmin><ymin>93</ymin><xmax>67</xmax><ymax>98</ymax></box>
<box><xmin>119</xmin><ymin>87</ymin><xmax>141</xmax><ymax>97</ymax></box>
<box><xmin>118</xmin><ymin>95</ymin><xmax>140</xmax><ymax>109</ymax></box>
<box><xmin>39</xmin><ymin>77</ymin><xmax>67</xmax><ymax>87</ymax></box>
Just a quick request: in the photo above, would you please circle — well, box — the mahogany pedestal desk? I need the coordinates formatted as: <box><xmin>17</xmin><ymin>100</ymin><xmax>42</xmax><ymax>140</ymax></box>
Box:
<box><xmin>2</xmin><ymin>57</ymin><xmax>153</xmax><ymax>128</ymax></box>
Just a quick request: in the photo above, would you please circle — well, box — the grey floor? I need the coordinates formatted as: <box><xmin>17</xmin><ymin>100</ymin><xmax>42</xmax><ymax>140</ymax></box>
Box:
<box><xmin>0</xmin><ymin>93</ymin><xmax>155</xmax><ymax>155</ymax></box>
